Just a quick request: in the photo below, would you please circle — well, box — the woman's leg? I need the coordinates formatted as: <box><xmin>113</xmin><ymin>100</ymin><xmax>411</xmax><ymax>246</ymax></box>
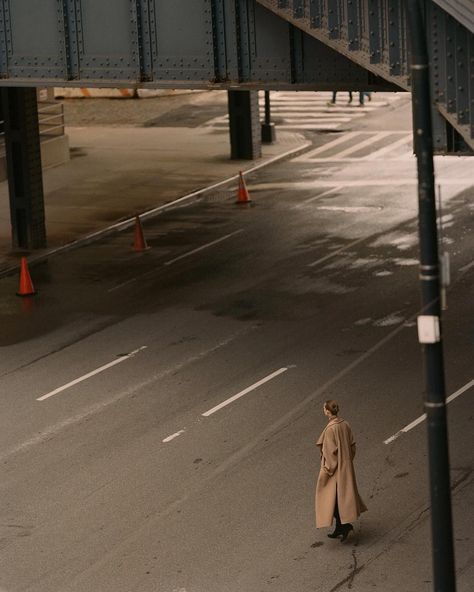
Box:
<box><xmin>334</xmin><ymin>497</ymin><xmax>342</xmax><ymax>529</ymax></box>
<box><xmin>328</xmin><ymin>490</ymin><xmax>343</xmax><ymax>537</ymax></box>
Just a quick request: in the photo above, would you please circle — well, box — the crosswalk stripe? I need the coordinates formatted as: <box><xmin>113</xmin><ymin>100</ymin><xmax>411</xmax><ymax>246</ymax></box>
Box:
<box><xmin>259</xmin><ymin>103</ymin><xmax>384</xmax><ymax>109</ymax></box>
<box><xmin>204</xmin><ymin>91</ymin><xmax>404</xmax><ymax>137</ymax></box>
<box><xmin>295</xmin><ymin>131</ymin><xmax>414</xmax><ymax>162</ymax></box>
<box><xmin>257</xmin><ymin>111</ymin><xmax>364</xmax><ymax>119</ymax></box>
<box><xmin>294</xmin><ymin>132</ymin><xmax>360</xmax><ymax>160</ymax></box>
<box><xmin>275</xmin><ymin>124</ymin><xmax>343</xmax><ymax>130</ymax></box>
<box><xmin>362</xmin><ymin>133</ymin><xmax>412</xmax><ymax>160</ymax></box>
<box><xmin>333</xmin><ymin>131</ymin><xmax>391</xmax><ymax>159</ymax></box>
<box><xmin>216</xmin><ymin>114</ymin><xmax>356</xmax><ymax>122</ymax></box>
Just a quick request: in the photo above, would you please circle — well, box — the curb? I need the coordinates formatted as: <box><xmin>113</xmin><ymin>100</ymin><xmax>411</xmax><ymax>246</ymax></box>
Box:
<box><xmin>0</xmin><ymin>139</ymin><xmax>312</xmax><ymax>280</ymax></box>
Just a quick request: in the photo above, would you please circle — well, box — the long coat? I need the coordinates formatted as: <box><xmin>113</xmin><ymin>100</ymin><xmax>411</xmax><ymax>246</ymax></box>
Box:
<box><xmin>315</xmin><ymin>417</ymin><xmax>367</xmax><ymax>528</ymax></box>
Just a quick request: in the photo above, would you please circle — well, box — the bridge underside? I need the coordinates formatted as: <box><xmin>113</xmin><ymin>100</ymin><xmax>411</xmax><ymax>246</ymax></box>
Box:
<box><xmin>0</xmin><ymin>1</ymin><xmax>472</xmax><ymax>152</ymax></box>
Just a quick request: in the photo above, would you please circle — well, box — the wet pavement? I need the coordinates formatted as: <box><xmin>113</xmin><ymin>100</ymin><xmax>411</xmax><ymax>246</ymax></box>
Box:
<box><xmin>0</xmin><ymin>90</ymin><xmax>307</xmax><ymax>272</ymax></box>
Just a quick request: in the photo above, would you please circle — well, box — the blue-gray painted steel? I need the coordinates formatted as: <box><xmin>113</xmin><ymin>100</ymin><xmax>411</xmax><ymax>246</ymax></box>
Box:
<box><xmin>368</xmin><ymin>0</ymin><xmax>382</xmax><ymax>63</ymax></box>
<box><xmin>0</xmin><ymin>0</ymin><xmax>472</xmax><ymax>150</ymax></box>
<box><xmin>433</xmin><ymin>0</ymin><xmax>474</xmax><ymax>34</ymax></box>
<box><xmin>256</xmin><ymin>0</ymin><xmax>473</xmax><ymax>150</ymax></box>
<box><xmin>346</xmin><ymin>0</ymin><xmax>360</xmax><ymax>52</ymax></box>
<box><xmin>388</xmin><ymin>0</ymin><xmax>402</xmax><ymax>76</ymax></box>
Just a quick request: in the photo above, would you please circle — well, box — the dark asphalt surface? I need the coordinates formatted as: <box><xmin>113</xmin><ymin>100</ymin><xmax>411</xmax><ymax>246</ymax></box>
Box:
<box><xmin>0</xmin><ymin>101</ymin><xmax>473</xmax><ymax>592</ymax></box>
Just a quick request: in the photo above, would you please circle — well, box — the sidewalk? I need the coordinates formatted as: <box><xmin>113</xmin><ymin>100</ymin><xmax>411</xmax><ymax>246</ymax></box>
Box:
<box><xmin>0</xmin><ymin>92</ymin><xmax>307</xmax><ymax>273</ymax></box>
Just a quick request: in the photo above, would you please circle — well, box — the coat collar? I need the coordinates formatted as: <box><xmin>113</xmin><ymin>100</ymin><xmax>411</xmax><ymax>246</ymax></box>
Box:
<box><xmin>316</xmin><ymin>417</ymin><xmax>344</xmax><ymax>446</ymax></box>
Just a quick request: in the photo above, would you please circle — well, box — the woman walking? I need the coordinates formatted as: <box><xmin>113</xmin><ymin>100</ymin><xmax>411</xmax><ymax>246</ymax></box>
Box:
<box><xmin>315</xmin><ymin>400</ymin><xmax>367</xmax><ymax>541</ymax></box>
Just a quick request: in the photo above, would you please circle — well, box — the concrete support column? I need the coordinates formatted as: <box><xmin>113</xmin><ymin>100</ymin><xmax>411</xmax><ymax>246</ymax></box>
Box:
<box><xmin>2</xmin><ymin>87</ymin><xmax>46</xmax><ymax>249</ymax></box>
<box><xmin>227</xmin><ymin>90</ymin><xmax>262</xmax><ymax>160</ymax></box>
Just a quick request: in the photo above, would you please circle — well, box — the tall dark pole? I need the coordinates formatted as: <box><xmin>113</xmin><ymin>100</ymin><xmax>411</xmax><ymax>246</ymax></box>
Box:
<box><xmin>264</xmin><ymin>90</ymin><xmax>271</xmax><ymax>125</ymax></box>
<box><xmin>406</xmin><ymin>2</ymin><xmax>456</xmax><ymax>591</ymax></box>
<box><xmin>261</xmin><ymin>90</ymin><xmax>276</xmax><ymax>143</ymax></box>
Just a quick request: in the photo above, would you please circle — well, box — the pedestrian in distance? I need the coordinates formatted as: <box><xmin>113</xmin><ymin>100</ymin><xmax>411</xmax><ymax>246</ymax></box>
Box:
<box><xmin>328</xmin><ymin>91</ymin><xmax>353</xmax><ymax>105</ymax></box>
<box><xmin>315</xmin><ymin>400</ymin><xmax>367</xmax><ymax>542</ymax></box>
<box><xmin>329</xmin><ymin>91</ymin><xmax>372</xmax><ymax>106</ymax></box>
<box><xmin>359</xmin><ymin>91</ymin><xmax>372</xmax><ymax>106</ymax></box>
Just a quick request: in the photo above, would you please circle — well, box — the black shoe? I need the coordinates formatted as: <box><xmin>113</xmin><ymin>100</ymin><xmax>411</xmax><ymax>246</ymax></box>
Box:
<box><xmin>327</xmin><ymin>527</ymin><xmax>343</xmax><ymax>539</ymax></box>
<box><xmin>340</xmin><ymin>524</ymin><xmax>353</xmax><ymax>542</ymax></box>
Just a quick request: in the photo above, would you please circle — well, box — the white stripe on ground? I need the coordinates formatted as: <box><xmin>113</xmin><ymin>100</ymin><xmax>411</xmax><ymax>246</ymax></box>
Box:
<box><xmin>164</xmin><ymin>229</ymin><xmax>244</xmax><ymax>266</ymax></box>
<box><xmin>1</xmin><ymin>327</ymin><xmax>256</xmax><ymax>462</ymax></box>
<box><xmin>250</xmin><ymin>179</ymin><xmax>470</xmax><ymax>190</ymax></box>
<box><xmin>162</xmin><ymin>430</ymin><xmax>186</xmax><ymax>443</ymax></box>
<box><xmin>384</xmin><ymin>379</ymin><xmax>474</xmax><ymax>444</ymax></box>
<box><xmin>458</xmin><ymin>260</ymin><xmax>474</xmax><ymax>273</ymax></box>
<box><xmin>363</xmin><ymin>133</ymin><xmax>412</xmax><ymax>160</ymax></box>
<box><xmin>267</xmin><ymin>106</ymin><xmax>387</xmax><ymax>113</ymax></box>
<box><xmin>332</xmin><ymin>132</ymin><xmax>391</xmax><ymax>159</ymax></box>
<box><xmin>301</xmin><ymin>186</ymin><xmax>343</xmax><ymax>205</ymax></box>
<box><xmin>37</xmin><ymin>346</ymin><xmax>148</xmax><ymax>401</ymax></box>
<box><xmin>109</xmin><ymin>229</ymin><xmax>245</xmax><ymax>292</ymax></box>
<box><xmin>308</xmin><ymin>235</ymin><xmax>369</xmax><ymax>268</ymax></box>
<box><xmin>212</xmin><ymin>122</ymin><xmax>345</xmax><ymax>130</ymax></box>
<box><xmin>257</xmin><ymin>109</ymin><xmax>361</xmax><ymax>117</ymax></box>
<box><xmin>272</xmin><ymin>124</ymin><xmax>342</xmax><ymax>130</ymax></box>
<box><xmin>202</xmin><ymin>367</ymin><xmax>289</xmax><ymax>417</ymax></box>
<box><xmin>293</xmin><ymin>132</ymin><xmax>360</xmax><ymax>161</ymax></box>
<box><xmin>259</xmin><ymin>113</ymin><xmax>355</xmax><ymax>120</ymax></box>
<box><xmin>292</xmin><ymin>156</ymin><xmax>415</xmax><ymax>163</ymax></box>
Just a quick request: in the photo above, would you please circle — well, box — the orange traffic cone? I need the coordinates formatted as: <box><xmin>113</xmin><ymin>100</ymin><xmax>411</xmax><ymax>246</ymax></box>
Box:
<box><xmin>16</xmin><ymin>257</ymin><xmax>36</xmax><ymax>297</ymax></box>
<box><xmin>236</xmin><ymin>171</ymin><xmax>251</xmax><ymax>204</ymax></box>
<box><xmin>133</xmin><ymin>215</ymin><xmax>150</xmax><ymax>251</ymax></box>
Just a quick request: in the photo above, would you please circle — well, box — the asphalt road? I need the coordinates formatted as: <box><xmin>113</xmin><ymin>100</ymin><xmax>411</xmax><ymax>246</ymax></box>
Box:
<box><xmin>0</xmin><ymin>101</ymin><xmax>473</xmax><ymax>592</ymax></box>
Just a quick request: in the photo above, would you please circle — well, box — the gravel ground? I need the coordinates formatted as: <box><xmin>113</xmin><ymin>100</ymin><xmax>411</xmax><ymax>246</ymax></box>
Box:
<box><xmin>62</xmin><ymin>90</ymin><xmax>225</xmax><ymax>128</ymax></box>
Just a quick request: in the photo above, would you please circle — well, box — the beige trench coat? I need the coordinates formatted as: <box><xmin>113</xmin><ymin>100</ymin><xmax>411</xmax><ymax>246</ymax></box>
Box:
<box><xmin>315</xmin><ymin>417</ymin><xmax>367</xmax><ymax>528</ymax></box>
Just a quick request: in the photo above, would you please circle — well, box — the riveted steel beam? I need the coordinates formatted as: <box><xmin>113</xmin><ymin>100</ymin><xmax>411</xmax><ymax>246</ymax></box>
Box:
<box><xmin>309</xmin><ymin>0</ymin><xmax>323</xmax><ymax>29</ymax></box>
<box><xmin>368</xmin><ymin>0</ymin><xmax>382</xmax><ymax>64</ymax></box>
<box><xmin>387</xmin><ymin>0</ymin><xmax>402</xmax><ymax>76</ymax></box>
<box><xmin>445</xmin><ymin>15</ymin><xmax>457</xmax><ymax>113</ymax></box>
<box><xmin>455</xmin><ymin>22</ymin><xmax>469</xmax><ymax>124</ymax></box>
<box><xmin>290</xmin><ymin>24</ymin><xmax>305</xmax><ymax>83</ymax></box>
<box><xmin>328</xmin><ymin>1</ymin><xmax>342</xmax><ymax>40</ymax></box>
<box><xmin>347</xmin><ymin>0</ymin><xmax>361</xmax><ymax>52</ymax></box>
<box><xmin>257</xmin><ymin>0</ymin><xmax>409</xmax><ymax>88</ymax></box>
<box><xmin>470</xmin><ymin>33</ymin><xmax>474</xmax><ymax>139</ymax></box>
<box><xmin>293</xmin><ymin>0</ymin><xmax>304</xmax><ymax>20</ymax></box>
<box><xmin>235</xmin><ymin>0</ymin><xmax>256</xmax><ymax>82</ymax></box>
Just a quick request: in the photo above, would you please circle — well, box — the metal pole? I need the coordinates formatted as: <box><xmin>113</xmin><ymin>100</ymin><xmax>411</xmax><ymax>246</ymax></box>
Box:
<box><xmin>261</xmin><ymin>91</ymin><xmax>276</xmax><ymax>143</ymax></box>
<box><xmin>406</xmin><ymin>2</ymin><xmax>456</xmax><ymax>591</ymax></box>
<box><xmin>264</xmin><ymin>90</ymin><xmax>271</xmax><ymax>125</ymax></box>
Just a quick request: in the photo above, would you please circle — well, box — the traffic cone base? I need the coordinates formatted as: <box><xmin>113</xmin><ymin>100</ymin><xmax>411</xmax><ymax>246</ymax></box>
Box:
<box><xmin>236</xmin><ymin>171</ymin><xmax>252</xmax><ymax>205</ymax></box>
<box><xmin>16</xmin><ymin>257</ymin><xmax>36</xmax><ymax>297</ymax></box>
<box><xmin>133</xmin><ymin>215</ymin><xmax>151</xmax><ymax>251</ymax></box>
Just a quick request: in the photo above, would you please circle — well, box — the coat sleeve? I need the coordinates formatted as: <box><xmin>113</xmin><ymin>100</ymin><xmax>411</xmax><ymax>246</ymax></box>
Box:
<box><xmin>321</xmin><ymin>427</ymin><xmax>338</xmax><ymax>476</ymax></box>
<box><xmin>351</xmin><ymin>442</ymin><xmax>356</xmax><ymax>460</ymax></box>
<box><xmin>349</xmin><ymin>424</ymin><xmax>356</xmax><ymax>459</ymax></box>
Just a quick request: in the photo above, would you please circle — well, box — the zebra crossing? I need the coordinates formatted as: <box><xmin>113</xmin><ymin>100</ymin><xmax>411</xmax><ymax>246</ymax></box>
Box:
<box><xmin>203</xmin><ymin>91</ymin><xmax>404</xmax><ymax>133</ymax></box>
<box><xmin>293</xmin><ymin>130</ymin><xmax>414</xmax><ymax>162</ymax></box>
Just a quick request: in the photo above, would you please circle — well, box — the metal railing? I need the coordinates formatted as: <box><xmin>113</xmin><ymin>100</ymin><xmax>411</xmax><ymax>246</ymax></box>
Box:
<box><xmin>37</xmin><ymin>100</ymin><xmax>65</xmax><ymax>139</ymax></box>
<box><xmin>0</xmin><ymin>99</ymin><xmax>65</xmax><ymax>155</ymax></box>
